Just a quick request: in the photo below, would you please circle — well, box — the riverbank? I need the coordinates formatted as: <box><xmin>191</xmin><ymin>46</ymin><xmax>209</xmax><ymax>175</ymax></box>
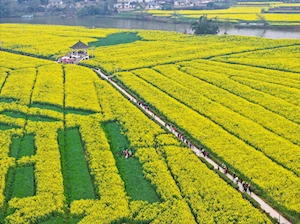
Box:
<box><xmin>1</xmin><ymin>16</ymin><xmax>300</xmax><ymax>38</ymax></box>
<box><xmin>103</xmin><ymin>12</ymin><xmax>300</xmax><ymax>31</ymax></box>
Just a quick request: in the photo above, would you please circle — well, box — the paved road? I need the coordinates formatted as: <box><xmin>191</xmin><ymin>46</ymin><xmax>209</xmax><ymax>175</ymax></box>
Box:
<box><xmin>95</xmin><ymin>69</ymin><xmax>291</xmax><ymax>224</ymax></box>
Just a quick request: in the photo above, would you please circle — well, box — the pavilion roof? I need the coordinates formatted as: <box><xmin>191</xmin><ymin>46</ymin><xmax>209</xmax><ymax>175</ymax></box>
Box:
<box><xmin>70</xmin><ymin>40</ymin><xmax>89</xmax><ymax>49</ymax></box>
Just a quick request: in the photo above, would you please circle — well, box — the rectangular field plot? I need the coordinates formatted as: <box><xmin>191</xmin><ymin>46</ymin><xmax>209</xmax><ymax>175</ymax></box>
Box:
<box><xmin>9</xmin><ymin>135</ymin><xmax>35</xmax><ymax>159</ymax></box>
<box><xmin>102</xmin><ymin>122</ymin><xmax>160</xmax><ymax>203</ymax></box>
<box><xmin>58</xmin><ymin>129</ymin><xmax>96</xmax><ymax>202</ymax></box>
<box><xmin>11</xmin><ymin>166</ymin><xmax>35</xmax><ymax>199</ymax></box>
<box><xmin>0</xmin><ymin>68</ymin><xmax>36</xmax><ymax>105</ymax></box>
<box><xmin>5</xmin><ymin>165</ymin><xmax>35</xmax><ymax>202</ymax></box>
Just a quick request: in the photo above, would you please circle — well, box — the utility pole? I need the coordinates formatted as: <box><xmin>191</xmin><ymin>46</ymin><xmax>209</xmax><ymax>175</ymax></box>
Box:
<box><xmin>116</xmin><ymin>65</ymin><xmax>119</xmax><ymax>78</ymax></box>
<box><xmin>0</xmin><ymin>40</ymin><xmax>2</xmax><ymax>50</ymax></box>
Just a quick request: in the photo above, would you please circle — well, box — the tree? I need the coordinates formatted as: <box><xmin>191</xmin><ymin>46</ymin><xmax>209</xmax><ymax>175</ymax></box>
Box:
<box><xmin>257</xmin><ymin>13</ymin><xmax>268</xmax><ymax>26</ymax></box>
<box><xmin>0</xmin><ymin>0</ymin><xmax>10</xmax><ymax>17</ymax></box>
<box><xmin>136</xmin><ymin>2</ymin><xmax>146</xmax><ymax>20</ymax></box>
<box><xmin>191</xmin><ymin>15</ymin><xmax>219</xmax><ymax>35</ymax></box>
<box><xmin>207</xmin><ymin>2</ymin><xmax>214</xmax><ymax>9</ymax></box>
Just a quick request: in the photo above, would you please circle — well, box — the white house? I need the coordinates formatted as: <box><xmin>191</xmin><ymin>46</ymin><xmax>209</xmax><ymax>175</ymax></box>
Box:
<box><xmin>48</xmin><ymin>0</ymin><xmax>64</xmax><ymax>8</ymax></box>
<box><xmin>189</xmin><ymin>0</ymin><xmax>208</xmax><ymax>6</ymax></box>
<box><xmin>145</xmin><ymin>1</ymin><xmax>161</xmax><ymax>9</ymax></box>
<box><xmin>114</xmin><ymin>1</ymin><xmax>136</xmax><ymax>10</ymax></box>
<box><xmin>174</xmin><ymin>0</ymin><xmax>188</xmax><ymax>6</ymax></box>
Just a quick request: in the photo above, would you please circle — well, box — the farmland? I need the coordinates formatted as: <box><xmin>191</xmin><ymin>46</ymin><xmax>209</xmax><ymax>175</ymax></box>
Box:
<box><xmin>0</xmin><ymin>24</ymin><xmax>300</xmax><ymax>223</ymax></box>
<box><xmin>147</xmin><ymin>2</ymin><xmax>300</xmax><ymax>25</ymax></box>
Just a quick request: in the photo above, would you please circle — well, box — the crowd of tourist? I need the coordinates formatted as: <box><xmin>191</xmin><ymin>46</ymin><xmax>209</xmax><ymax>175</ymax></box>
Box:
<box><xmin>103</xmin><ymin>77</ymin><xmax>254</xmax><ymax>197</ymax></box>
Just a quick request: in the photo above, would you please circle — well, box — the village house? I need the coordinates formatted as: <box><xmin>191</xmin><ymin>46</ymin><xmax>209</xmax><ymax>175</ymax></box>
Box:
<box><xmin>174</xmin><ymin>0</ymin><xmax>211</xmax><ymax>7</ymax></box>
<box><xmin>114</xmin><ymin>1</ymin><xmax>137</xmax><ymax>10</ymax></box>
<box><xmin>145</xmin><ymin>2</ymin><xmax>162</xmax><ymax>9</ymax></box>
<box><xmin>47</xmin><ymin>0</ymin><xmax>64</xmax><ymax>8</ymax></box>
<box><xmin>174</xmin><ymin>0</ymin><xmax>188</xmax><ymax>7</ymax></box>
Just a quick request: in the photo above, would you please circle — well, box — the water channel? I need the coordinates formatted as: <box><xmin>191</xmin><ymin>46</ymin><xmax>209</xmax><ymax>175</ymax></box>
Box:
<box><xmin>1</xmin><ymin>16</ymin><xmax>300</xmax><ymax>39</ymax></box>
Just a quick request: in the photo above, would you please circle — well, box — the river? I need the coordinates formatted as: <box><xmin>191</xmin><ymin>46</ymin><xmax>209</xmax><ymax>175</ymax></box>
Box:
<box><xmin>1</xmin><ymin>16</ymin><xmax>300</xmax><ymax>39</ymax></box>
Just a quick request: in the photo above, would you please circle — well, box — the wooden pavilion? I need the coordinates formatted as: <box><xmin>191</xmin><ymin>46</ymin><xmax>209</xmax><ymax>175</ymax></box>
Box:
<box><xmin>69</xmin><ymin>40</ymin><xmax>89</xmax><ymax>60</ymax></box>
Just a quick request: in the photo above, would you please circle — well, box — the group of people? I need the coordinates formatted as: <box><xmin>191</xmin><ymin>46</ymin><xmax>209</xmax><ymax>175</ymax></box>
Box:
<box><xmin>126</xmin><ymin>91</ymin><xmax>256</xmax><ymax>197</ymax></box>
<box><xmin>164</xmin><ymin>123</ymin><xmax>195</xmax><ymax>149</ymax></box>
<box><xmin>222</xmin><ymin>163</ymin><xmax>229</xmax><ymax>174</ymax></box>
<box><xmin>137</xmin><ymin>101</ymin><xmax>148</xmax><ymax>110</ymax></box>
<box><xmin>241</xmin><ymin>181</ymin><xmax>252</xmax><ymax>194</ymax></box>
<box><xmin>137</xmin><ymin>101</ymin><xmax>156</xmax><ymax>117</ymax></box>
<box><xmin>221</xmin><ymin>165</ymin><xmax>252</xmax><ymax>194</ymax></box>
<box><xmin>200</xmin><ymin>148</ymin><xmax>209</xmax><ymax>157</ymax></box>
<box><xmin>123</xmin><ymin>148</ymin><xmax>134</xmax><ymax>159</ymax></box>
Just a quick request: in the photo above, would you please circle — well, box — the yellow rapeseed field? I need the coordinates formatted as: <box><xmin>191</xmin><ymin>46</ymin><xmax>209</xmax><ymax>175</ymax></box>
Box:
<box><xmin>0</xmin><ymin>24</ymin><xmax>299</xmax><ymax>223</ymax></box>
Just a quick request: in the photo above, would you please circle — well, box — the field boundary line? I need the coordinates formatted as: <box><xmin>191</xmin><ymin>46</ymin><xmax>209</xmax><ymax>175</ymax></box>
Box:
<box><xmin>210</xmin><ymin>59</ymin><xmax>300</xmax><ymax>75</ymax></box>
<box><xmin>124</xmin><ymin>43</ymin><xmax>300</xmax><ymax>73</ymax></box>
<box><xmin>132</xmin><ymin>71</ymin><xmax>300</xmax><ymax>177</ymax></box>
<box><xmin>151</xmin><ymin>67</ymin><xmax>300</xmax><ymax>147</ymax></box>
<box><xmin>179</xmin><ymin>66</ymin><xmax>300</xmax><ymax>125</ymax></box>
<box><xmin>94</xmin><ymin>68</ymin><xmax>291</xmax><ymax>224</ymax></box>
<box><xmin>228</xmin><ymin>76</ymin><xmax>300</xmax><ymax>108</ymax></box>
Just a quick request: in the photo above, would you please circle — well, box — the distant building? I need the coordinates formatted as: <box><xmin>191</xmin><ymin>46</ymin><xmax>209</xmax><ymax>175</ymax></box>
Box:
<box><xmin>114</xmin><ymin>0</ymin><xmax>138</xmax><ymax>10</ymax></box>
<box><xmin>189</xmin><ymin>0</ymin><xmax>208</xmax><ymax>6</ymax></box>
<box><xmin>145</xmin><ymin>2</ymin><xmax>162</xmax><ymax>9</ymax></box>
<box><xmin>63</xmin><ymin>4</ymin><xmax>76</xmax><ymax>17</ymax></box>
<box><xmin>174</xmin><ymin>0</ymin><xmax>211</xmax><ymax>7</ymax></box>
<box><xmin>48</xmin><ymin>0</ymin><xmax>64</xmax><ymax>8</ymax></box>
<box><xmin>174</xmin><ymin>0</ymin><xmax>188</xmax><ymax>6</ymax></box>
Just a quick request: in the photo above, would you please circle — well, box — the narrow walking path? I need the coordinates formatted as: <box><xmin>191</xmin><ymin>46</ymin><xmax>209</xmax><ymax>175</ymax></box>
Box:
<box><xmin>95</xmin><ymin>69</ymin><xmax>291</xmax><ymax>224</ymax></box>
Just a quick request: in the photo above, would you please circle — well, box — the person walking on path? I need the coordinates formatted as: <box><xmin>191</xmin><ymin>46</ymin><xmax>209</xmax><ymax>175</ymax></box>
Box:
<box><xmin>248</xmin><ymin>184</ymin><xmax>252</xmax><ymax>195</ymax></box>
<box><xmin>243</xmin><ymin>182</ymin><xmax>248</xmax><ymax>192</ymax></box>
<box><xmin>235</xmin><ymin>176</ymin><xmax>239</xmax><ymax>184</ymax></box>
<box><xmin>225</xmin><ymin>167</ymin><xmax>228</xmax><ymax>174</ymax></box>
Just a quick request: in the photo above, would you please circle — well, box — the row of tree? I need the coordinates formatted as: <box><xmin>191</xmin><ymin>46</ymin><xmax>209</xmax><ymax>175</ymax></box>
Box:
<box><xmin>191</xmin><ymin>15</ymin><xmax>220</xmax><ymax>35</ymax></box>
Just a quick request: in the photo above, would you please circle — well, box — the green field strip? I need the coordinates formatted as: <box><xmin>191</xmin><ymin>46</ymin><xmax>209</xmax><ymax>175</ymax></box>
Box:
<box><xmin>26</xmin><ymin>115</ymin><xmax>57</xmax><ymax>122</ymax></box>
<box><xmin>88</xmin><ymin>33</ymin><xmax>141</xmax><ymax>47</ymax></box>
<box><xmin>40</xmin><ymin>217</ymin><xmax>64</xmax><ymax>224</ymax></box>
<box><xmin>0</xmin><ymin>123</ymin><xmax>21</xmax><ymax>130</ymax></box>
<box><xmin>9</xmin><ymin>135</ymin><xmax>35</xmax><ymax>159</ymax></box>
<box><xmin>31</xmin><ymin>103</ymin><xmax>95</xmax><ymax>116</ymax></box>
<box><xmin>4</xmin><ymin>168</ymin><xmax>15</xmax><ymax>203</ymax></box>
<box><xmin>10</xmin><ymin>166</ymin><xmax>35</xmax><ymax>199</ymax></box>
<box><xmin>4</xmin><ymin>136</ymin><xmax>36</xmax><ymax>201</ymax></box>
<box><xmin>58</xmin><ymin>128</ymin><xmax>95</xmax><ymax>202</ymax></box>
<box><xmin>40</xmin><ymin>216</ymin><xmax>81</xmax><ymax>224</ymax></box>
<box><xmin>57</xmin><ymin>130</ymin><xmax>82</xmax><ymax>224</ymax></box>
<box><xmin>39</xmin><ymin>216</ymin><xmax>83</xmax><ymax>224</ymax></box>
<box><xmin>1</xmin><ymin>111</ymin><xmax>26</xmax><ymax>119</ymax></box>
<box><xmin>0</xmin><ymin>98</ymin><xmax>18</xmax><ymax>103</ymax></box>
<box><xmin>32</xmin><ymin>103</ymin><xmax>64</xmax><ymax>113</ymax></box>
<box><xmin>4</xmin><ymin>165</ymin><xmax>35</xmax><ymax>202</ymax></box>
<box><xmin>18</xmin><ymin>135</ymin><xmax>35</xmax><ymax>158</ymax></box>
<box><xmin>57</xmin><ymin>129</ymin><xmax>67</xmax><ymax>202</ymax></box>
<box><xmin>65</xmin><ymin>108</ymin><xmax>95</xmax><ymax>116</ymax></box>
<box><xmin>9</xmin><ymin>137</ymin><xmax>22</xmax><ymax>158</ymax></box>
<box><xmin>1</xmin><ymin>110</ymin><xmax>59</xmax><ymax>122</ymax></box>
<box><xmin>0</xmin><ymin>210</ymin><xmax>4</xmax><ymax>223</ymax></box>
<box><xmin>102</xmin><ymin>122</ymin><xmax>160</xmax><ymax>203</ymax></box>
